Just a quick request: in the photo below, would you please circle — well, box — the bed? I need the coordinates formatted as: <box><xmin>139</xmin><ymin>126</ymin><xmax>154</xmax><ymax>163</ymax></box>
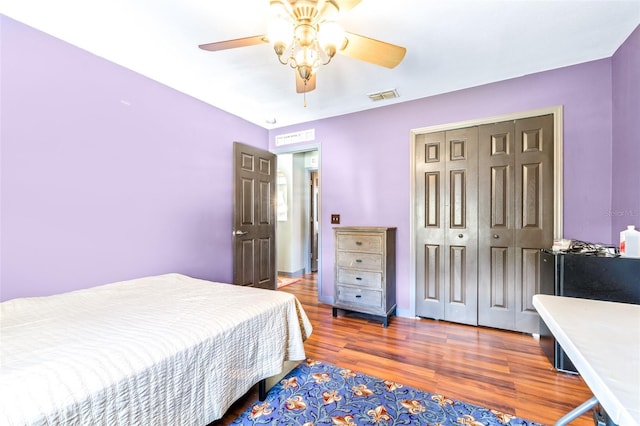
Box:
<box><xmin>0</xmin><ymin>273</ymin><xmax>313</xmax><ymax>425</ymax></box>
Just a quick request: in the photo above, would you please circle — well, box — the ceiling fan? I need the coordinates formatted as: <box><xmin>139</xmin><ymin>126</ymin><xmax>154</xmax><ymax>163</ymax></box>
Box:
<box><xmin>198</xmin><ymin>0</ymin><xmax>406</xmax><ymax>95</ymax></box>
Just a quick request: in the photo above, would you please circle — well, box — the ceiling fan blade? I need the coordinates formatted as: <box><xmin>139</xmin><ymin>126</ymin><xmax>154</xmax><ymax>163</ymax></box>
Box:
<box><xmin>199</xmin><ymin>35</ymin><xmax>267</xmax><ymax>52</ymax></box>
<box><xmin>339</xmin><ymin>32</ymin><xmax>406</xmax><ymax>68</ymax></box>
<box><xmin>336</xmin><ymin>0</ymin><xmax>362</xmax><ymax>13</ymax></box>
<box><xmin>296</xmin><ymin>73</ymin><xmax>317</xmax><ymax>93</ymax></box>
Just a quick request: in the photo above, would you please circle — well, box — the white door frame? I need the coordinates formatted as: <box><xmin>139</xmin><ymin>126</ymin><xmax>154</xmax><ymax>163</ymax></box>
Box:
<box><xmin>408</xmin><ymin>106</ymin><xmax>564</xmax><ymax>318</ymax></box>
<box><xmin>272</xmin><ymin>143</ymin><xmax>323</xmax><ymax>298</ymax></box>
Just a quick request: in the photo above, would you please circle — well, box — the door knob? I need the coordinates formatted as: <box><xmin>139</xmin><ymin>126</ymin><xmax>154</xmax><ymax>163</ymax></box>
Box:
<box><xmin>233</xmin><ymin>230</ymin><xmax>248</xmax><ymax>236</ymax></box>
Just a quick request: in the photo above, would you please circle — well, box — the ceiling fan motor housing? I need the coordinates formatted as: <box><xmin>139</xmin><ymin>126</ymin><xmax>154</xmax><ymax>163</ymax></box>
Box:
<box><xmin>295</xmin><ymin>23</ymin><xmax>316</xmax><ymax>47</ymax></box>
<box><xmin>292</xmin><ymin>1</ymin><xmax>322</xmax><ymax>22</ymax></box>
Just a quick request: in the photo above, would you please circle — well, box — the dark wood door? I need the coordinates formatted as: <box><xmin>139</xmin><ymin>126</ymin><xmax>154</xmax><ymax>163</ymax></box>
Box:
<box><xmin>415</xmin><ymin>128</ymin><xmax>479</xmax><ymax>325</ymax></box>
<box><xmin>415</xmin><ymin>131</ymin><xmax>446</xmax><ymax>320</ymax></box>
<box><xmin>443</xmin><ymin>128</ymin><xmax>479</xmax><ymax>325</ymax></box>
<box><xmin>233</xmin><ymin>142</ymin><xmax>277</xmax><ymax>289</ymax></box>
<box><xmin>475</xmin><ymin>114</ymin><xmax>554</xmax><ymax>333</ymax></box>
<box><xmin>416</xmin><ymin>114</ymin><xmax>554</xmax><ymax>333</ymax></box>
<box><xmin>478</xmin><ymin>121</ymin><xmax>517</xmax><ymax>330</ymax></box>
<box><xmin>513</xmin><ymin>115</ymin><xmax>554</xmax><ymax>332</ymax></box>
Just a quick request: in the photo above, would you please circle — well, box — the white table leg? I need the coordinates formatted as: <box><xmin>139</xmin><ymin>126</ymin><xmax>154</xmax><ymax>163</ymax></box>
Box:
<box><xmin>555</xmin><ymin>396</ymin><xmax>600</xmax><ymax>426</ymax></box>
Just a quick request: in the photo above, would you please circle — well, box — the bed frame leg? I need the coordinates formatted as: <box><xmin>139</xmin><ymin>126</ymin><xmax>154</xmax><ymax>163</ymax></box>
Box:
<box><xmin>258</xmin><ymin>379</ymin><xmax>267</xmax><ymax>401</ymax></box>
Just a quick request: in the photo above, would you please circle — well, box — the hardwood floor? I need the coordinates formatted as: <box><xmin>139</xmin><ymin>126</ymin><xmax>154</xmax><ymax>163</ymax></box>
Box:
<box><xmin>215</xmin><ymin>274</ymin><xmax>594</xmax><ymax>425</ymax></box>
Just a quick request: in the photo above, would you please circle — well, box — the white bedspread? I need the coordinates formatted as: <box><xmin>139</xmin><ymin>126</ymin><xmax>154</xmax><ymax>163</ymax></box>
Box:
<box><xmin>0</xmin><ymin>273</ymin><xmax>312</xmax><ymax>425</ymax></box>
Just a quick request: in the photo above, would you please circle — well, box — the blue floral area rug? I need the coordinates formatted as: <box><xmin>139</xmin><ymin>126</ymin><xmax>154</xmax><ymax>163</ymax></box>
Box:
<box><xmin>231</xmin><ymin>359</ymin><xmax>542</xmax><ymax>425</ymax></box>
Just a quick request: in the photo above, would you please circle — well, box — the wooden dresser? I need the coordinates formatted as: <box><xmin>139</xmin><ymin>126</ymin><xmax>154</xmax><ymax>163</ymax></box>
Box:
<box><xmin>332</xmin><ymin>226</ymin><xmax>397</xmax><ymax>327</ymax></box>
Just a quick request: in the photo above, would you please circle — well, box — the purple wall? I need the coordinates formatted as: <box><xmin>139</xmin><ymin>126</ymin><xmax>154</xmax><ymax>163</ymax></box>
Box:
<box><xmin>2</xmin><ymin>15</ymin><xmax>636</xmax><ymax>311</ymax></box>
<box><xmin>270</xmin><ymin>58</ymin><xmax>619</xmax><ymax>311</ymax></box>
<box><xmin>611</xmin><ymin>25</ymin><xmax>640</xmax><ymax>243</ymax></box>
<box><xmin>0</xmin><ymin>16</ymin><xmax>267</xmax><ymax>301</ymax></box>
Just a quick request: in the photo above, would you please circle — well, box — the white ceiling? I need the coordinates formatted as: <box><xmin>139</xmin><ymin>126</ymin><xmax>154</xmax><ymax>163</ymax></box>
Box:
<box><xmin>2</xmin><ymin>1</ymin><xmax>639</xmax><ymax>129</ymax></box>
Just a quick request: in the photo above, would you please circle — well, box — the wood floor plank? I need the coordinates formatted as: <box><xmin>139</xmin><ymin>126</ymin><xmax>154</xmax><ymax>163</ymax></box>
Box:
<box><xmin>213</xmin><ymin>274</ymin><xmax>594</xmax><ymax>425</ymax></box>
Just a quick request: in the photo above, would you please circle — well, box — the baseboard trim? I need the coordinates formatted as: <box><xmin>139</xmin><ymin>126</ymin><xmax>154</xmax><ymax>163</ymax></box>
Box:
<box><xmin>277</xmin><ymin>269</ymin><xmax>305</xmax><ymax>278</ymax></box>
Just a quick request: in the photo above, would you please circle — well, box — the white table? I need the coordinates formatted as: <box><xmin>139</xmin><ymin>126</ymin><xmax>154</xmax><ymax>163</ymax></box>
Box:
<box><xmin>533</xmin><ymin>295</ymin><xmax>640</xmax><ymax>426</ymax></box>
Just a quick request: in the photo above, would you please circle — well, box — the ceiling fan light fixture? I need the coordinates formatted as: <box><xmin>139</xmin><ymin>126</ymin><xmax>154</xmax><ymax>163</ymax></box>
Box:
<box><xmin>297</xmin><ymin>64</ymin><xmax>313</xmax><ymax>81</ymax></box>
<box><xmin>317</xmin><ymin>21</ymin><xmax>345</xmax><ymax>59</ymax></box>
<box><xmin>264</xmin><ymin>0</ymin><xmax>349</xmax><ymax>87</ymax></box>
<box><xmin>267</xmin><ymin>15</ymin><xmax>293</xmax><ymax>50</ymax></box>
<box><xmin>199</xmin><ymin>0</ymin><xmax>406</xmax><ymax>96</ymax></box>
<box><xmin>295</xmin><ymin>47</ymin><xmax>318</xmax><ymax>68</ymax></box>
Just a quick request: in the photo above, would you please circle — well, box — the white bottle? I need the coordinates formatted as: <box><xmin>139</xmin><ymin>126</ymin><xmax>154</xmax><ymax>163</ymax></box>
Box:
<box><xmin>620</xmin><ymin>225</ymin><xmax>640</xmax><ymax>258</ymax></box>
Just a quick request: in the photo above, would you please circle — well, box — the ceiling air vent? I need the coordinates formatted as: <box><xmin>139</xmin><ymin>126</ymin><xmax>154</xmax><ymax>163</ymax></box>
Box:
<box><xmin>367</xmin><ymin>89</ymin><xmax>399</xmax><ymax>102</ymax></box>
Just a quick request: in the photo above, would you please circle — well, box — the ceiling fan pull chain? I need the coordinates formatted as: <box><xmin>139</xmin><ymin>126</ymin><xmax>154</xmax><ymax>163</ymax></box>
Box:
<box><xmin>303</xmin><ymin>80</ymin><xmax>308</xmax><ymax>107</ymax></box>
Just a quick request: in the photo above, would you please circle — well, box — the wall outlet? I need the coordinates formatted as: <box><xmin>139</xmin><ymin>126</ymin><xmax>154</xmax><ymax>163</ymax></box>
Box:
<box><xmin>331</xmin><ymin>214</ymin><xmax>340</xmax><ymax>224</ymax></box>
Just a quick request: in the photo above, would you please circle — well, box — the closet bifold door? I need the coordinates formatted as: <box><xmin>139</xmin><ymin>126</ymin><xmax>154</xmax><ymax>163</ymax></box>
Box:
<box><xmin>415</xmin><ymin>131</ymin><xmax>446</xmax><ymax>320</ymax></box>
<box><xmin>415</xmin><ymin>128</ymin><xmax>478</xmax><ymax>325</ymax></box>
<box><xmin>477</xmin><ymin>115</ymin><xmax>554</xmax><ymax>333</ymax></box>
<box><xmin>417</xmin><ymin>114</ymin><xmax>553</xmax><ymax>333</ymax></box>
<box><xmin>514</xmin><ymin>115</ymin><xmax>554</xmax><ymax>333</ymax></box>
<box><xmin>443</xmin><ymin>128</ymin><xmax>478</xmax><ymax>326</ymax></box>
<box><xmin>478</xmin><ymin>121</ymin><xmax>516</xmax><ymax>330</ymax></box>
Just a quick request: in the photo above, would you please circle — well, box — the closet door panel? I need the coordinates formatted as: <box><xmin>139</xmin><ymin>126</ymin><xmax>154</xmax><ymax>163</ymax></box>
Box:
<box><xmin>515</xmin><ymin>115</ymin><xmax>554</xmax><ymax>333</ymax></box>
<box><xmin>443</xmin><ymin>128</ymin><xmax>478</xmax><ymax>326</ymax></box>
<box><xmin>415</xmin><ymin>132</ymin><xmax>446</xmax><ymax>319</ymax></box>
<box><xmin>424</xmin><ymin>244</ymin><xmax>441</xmax><ymax>300</ymax></box>
<box><xmin>478</xmin><ymin>121</ymin><xmax>516</xmax><ymax>330</ymax></box>
<box><xmin>489</xmin><ymin>247</ymin><xmax>509</xmax><ymax>308</ymax></box>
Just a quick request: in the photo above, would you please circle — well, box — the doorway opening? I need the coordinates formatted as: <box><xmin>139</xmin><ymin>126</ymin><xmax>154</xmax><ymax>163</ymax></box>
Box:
<box><xmin>275</xmin><ymin>149</ymin><xmax>321</xmax><ymax>295</ymax></box>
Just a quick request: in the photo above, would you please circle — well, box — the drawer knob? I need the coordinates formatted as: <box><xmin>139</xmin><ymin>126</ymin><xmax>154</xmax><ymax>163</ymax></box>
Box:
<box><xmin>355</xmin><ymin>259</ymin><xmax>362</xmax><ymax>263</ymax></box>
<box><xmin>355</xmin><ymin>294</ymin><xmax>362</xmax><ymax>298</ymax></box>
<box><xmin>356</xmin><ymin>277</ymin><xmax>362</xmax><ymax>281</ymax></box>
<box><xmin>356</xmin><ymin>241</ymin><xmax>363</xmax><ymax>246</ymax></box>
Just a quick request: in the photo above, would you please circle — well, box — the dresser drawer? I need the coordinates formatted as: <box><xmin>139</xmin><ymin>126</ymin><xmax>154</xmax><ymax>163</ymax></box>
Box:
<box><xmin>337</xmin><ymin>268</ymin><xmax>382</xmax><ymax>288</ymax></box>
<box><xmin>336</xmin><ymin>233</ymin><xmax>383</xmax><ymax>253</ymax></box>
<box><xmin>336</xmin><ymin>252</ymin><xmax>382</xmax><ymax>270</ymax></box>
<box><xmin>336</xmin><ymin>286</ymin><xmax>382</xmax><ymax>309</ymax></box>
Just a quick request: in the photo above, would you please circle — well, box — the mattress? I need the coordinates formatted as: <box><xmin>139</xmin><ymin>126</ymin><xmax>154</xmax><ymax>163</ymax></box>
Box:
<box><xmin>0</xmin><ymin>273</ymin><xmax>312</xmax><ymax>425</ymax></box>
